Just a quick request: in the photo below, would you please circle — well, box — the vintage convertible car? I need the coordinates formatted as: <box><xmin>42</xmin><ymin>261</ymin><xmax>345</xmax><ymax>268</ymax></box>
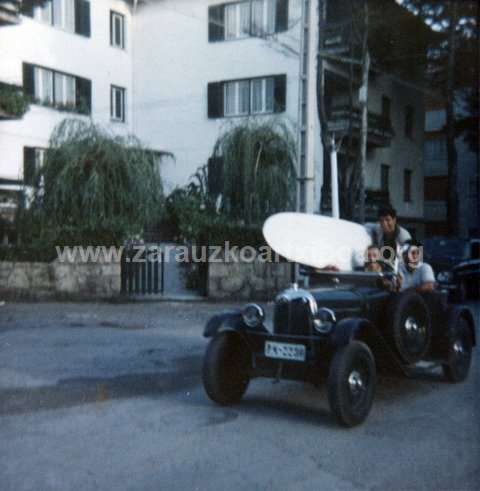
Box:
<box><xmin>202</xmin><ymin>271</ymin><xmax>476</xmax><ymax>427</ymax></box>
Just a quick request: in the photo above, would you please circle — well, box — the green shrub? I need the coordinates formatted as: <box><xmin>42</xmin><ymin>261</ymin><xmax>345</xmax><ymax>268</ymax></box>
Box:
<box><xmin>23</xmin><ymin>118</ymin><xmax>167</xmax><ymax>246</ymax></box>
<box><xmin>0</xmin><ymin>83</ymin><xmax>29</xmax><ymax>118</ymax></box>
<box><xmin>211</xmin><ymin>119</ymin><xmax>297</xmax><ymax>225</ymax></box>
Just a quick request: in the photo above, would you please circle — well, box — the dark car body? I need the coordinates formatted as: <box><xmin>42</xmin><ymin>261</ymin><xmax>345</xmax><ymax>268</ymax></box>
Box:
<box><xmin>424</xmin><ymin>238</ymin><xmax>480</xmax><ymax>301</ymax></box>
<box><xmin>202</xmin><ymin>271</ymin><xmax>476</xmax><ymax>426</ymax></box>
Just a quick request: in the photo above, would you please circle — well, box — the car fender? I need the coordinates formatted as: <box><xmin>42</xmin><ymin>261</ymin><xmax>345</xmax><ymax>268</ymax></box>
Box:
<box><xmin>203</xmin><ymin>311</ymin><xmax>245</xmax><ymax>338</ymax></box>
<box><xmin>330</xmin><ymin>318</ymin><xmax>374</xmax><ymax>348</ymax></box>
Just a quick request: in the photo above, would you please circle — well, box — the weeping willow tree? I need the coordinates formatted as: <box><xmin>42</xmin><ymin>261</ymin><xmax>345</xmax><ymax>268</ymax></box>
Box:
<box><xmin>211</xmin><ymin>119</ymin><xmax>297</xmax><ymax>225</ymax></box>
<box><xmin>28</xmin><ymin>118</ymin><xmax>166</xmax><ymax>245</ymax></box>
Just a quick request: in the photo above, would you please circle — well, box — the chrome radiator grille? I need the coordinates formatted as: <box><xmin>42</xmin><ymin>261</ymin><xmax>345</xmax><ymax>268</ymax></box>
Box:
<box><xmin>273</xmin><ymin>297</ymin><xmax>312</xmax><ymax>335</ymax></box>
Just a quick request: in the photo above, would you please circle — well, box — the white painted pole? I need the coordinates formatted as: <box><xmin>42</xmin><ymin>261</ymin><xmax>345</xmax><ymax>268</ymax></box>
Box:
<box><xmin>330</xmin><ymin>138</ymin><xmax>340</xmax><ymax>219</ymax></box>
<box><xmin>305</xmin><ymin>0</ymin><xmax>318</xmax><ymax>213</ymax></box>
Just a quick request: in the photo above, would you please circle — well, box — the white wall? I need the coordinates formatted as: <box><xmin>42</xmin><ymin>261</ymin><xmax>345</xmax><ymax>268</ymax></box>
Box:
<box><xmin>132</xmin><ymin>0</ymin><xmax>323</xmax><ymax>202</ymax></box>
<box><xmin>0</xmin><ymin>0</ymin><xmax>134</xmax><ymax>181</ymax></box>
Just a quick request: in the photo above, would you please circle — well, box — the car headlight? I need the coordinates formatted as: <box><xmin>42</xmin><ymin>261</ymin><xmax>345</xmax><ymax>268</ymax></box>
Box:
<box><xmin>437</xmin><ymin>271</ymin><xmax>453</xmax><ymax>283</ymax></box>
<box><xmin>313</xmin><ymin>307</ymin><xmax>336</xmax><ymax>334</ymax></box>
<box><xmin>242</xmin><ymin>303</ymin><xmax>265</xmax><ymax>328</ymax></box>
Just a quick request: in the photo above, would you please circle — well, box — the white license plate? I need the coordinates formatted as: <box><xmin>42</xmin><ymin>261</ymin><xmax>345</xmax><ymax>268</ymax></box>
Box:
<box><xmin>264</xmin><ymin>341</ymin><xmax>306</xmax><ymax>362</ymax></box>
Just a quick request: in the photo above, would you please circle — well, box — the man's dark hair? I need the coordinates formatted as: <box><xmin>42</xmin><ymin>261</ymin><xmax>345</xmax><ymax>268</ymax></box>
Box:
<box><xmin>404</xmin><ymin>239</ymin><xmax>423</xmax><ymax>249</ymax></box>
<box><xmin>378</xmin><ymin>205</ymin><xmax>397</xmax><ymax>219</ymax></box>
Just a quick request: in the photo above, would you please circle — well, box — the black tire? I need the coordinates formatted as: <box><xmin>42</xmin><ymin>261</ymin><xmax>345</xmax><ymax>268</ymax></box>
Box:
<box><xmin>442</xmin><ymin>316</ymin><xmax>473</xmax><ymax>383</ymax></box>
<box><xmin>327</xmin><ymin>341</ymin><xmax>376</xmax><ymax>427</ymax></box>
<box><xmin>387</xmin><ymin>290</ymin><xmax>432</xmax><ymax>364</ymax></box>
<box><xmin>202</xmin><ymin>331</ymin><xmax>250</xmax><ymax>405</ymax></box>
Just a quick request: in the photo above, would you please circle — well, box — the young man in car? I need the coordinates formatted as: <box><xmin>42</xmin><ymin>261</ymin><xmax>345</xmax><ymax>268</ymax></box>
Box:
<box><xmin>368</xmin><ymin>206</ymin><xmax>411</xmax><ymax>265</ymax></box>
<box><xmin>398</xmin><ymin>240</ymin><xmax>436</xmax><ymax>293</ymax></box>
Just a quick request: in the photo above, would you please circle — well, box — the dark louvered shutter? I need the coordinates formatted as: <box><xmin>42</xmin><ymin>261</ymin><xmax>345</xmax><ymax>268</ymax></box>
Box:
<box><xmin>22</xmin><ymin>63</ymin><xmax>35</xmax><ymax>97</ymax></box>
<box><xmin>275</xmin><ymin>0</ymin><xmax>289</xmax><ymax>33</ymax></box>
<box><xmin>76</xmin><ymin>77</ymin><xmax>91</xmax><ymax>114</ymax></box>
<box><xmin>208</xmin><ymin>5</ymin><xmax>225</xmax><ymax>42</ymax></box>
<box><xmin>75</xmin><ymin>0</ymin><xmax>91</xmax><ymax>37</ymax></box>
<box><xmin>21</xmin><ymin>0</ymin><xmax>35</xmax><ymax>17</ymax></box>
<box><xmin>109</xmin><ymin>11</ymin><xmax>113</xmax><ymax>45</ymax></box>
<box><xmin>207</xmin><ymin>82</ymin><xmax>224</xmax><ymax>119</ymax></box>
<box><xmin>23</xmin><ymin>147</ymin><xmax>36</xmax><ymax>186</ymax></box>
<box><xmin>273</xmin><ymin>74</ymin><xmax>286</xmax><ymax>113</ymax></box>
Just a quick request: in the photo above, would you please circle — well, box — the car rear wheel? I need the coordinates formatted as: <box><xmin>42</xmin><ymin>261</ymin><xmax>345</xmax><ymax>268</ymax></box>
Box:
<box><xmin>327</xmin><ymin>341</ymin><xmax>376</xmax><ymax>427</ymax></box>
<box><xmin>202</xmin><ymin>331</ymin><xmax>250</xmax><ymax>405</ymax></box>
<box><xmin>442</xmin><ymin>316</ymin><xmax>473</xmax><ymax>383</ymax></box>
<box><xmin>387</xmin><ymin>291</ymin><xmax>432</xmax><ymax>364</ymax></box>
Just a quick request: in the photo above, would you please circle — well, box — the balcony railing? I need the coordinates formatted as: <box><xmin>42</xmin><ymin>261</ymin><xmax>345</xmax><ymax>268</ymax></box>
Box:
<box><xmin>321</xmin><ymin>188</ymin><xmax>390</xmax><ymax>219</ymax></box>
<box><xmin>327</xmin><ymin>105</ymin><xmax>395</xmax><ymax>148</ymax></box>
<box><xmin>321</xmin><ymin>21</ymin><xmax>354</xmax><ymax>55</ymax></box>
<box><xmin>0</xmin><ymin>1</ymin><xmax>21</xmax><ymax>26</ymax></box>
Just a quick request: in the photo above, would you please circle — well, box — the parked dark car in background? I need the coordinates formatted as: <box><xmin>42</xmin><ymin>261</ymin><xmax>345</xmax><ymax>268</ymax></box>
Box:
<box><xmin>424</xmin><ymin>238</ymin><xmax>480</xmax><ymax>302</ymax></box>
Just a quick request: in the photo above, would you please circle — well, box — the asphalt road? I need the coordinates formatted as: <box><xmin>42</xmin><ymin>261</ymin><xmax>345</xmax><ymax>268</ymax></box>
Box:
<box><xmin>1</xmin><ymin>301</ymin><xmax>479</xmax><ymax>491</ymax></box>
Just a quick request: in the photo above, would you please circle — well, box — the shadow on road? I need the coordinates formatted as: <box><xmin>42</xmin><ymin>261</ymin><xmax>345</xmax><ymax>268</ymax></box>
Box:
<box><xmin>0</xmin><ymin>354</ymin><xmax>203</xmax><ymax>416</ymax></box>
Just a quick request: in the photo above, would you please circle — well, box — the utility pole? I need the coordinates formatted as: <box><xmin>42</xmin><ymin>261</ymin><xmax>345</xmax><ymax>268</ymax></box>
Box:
<box><xmin>297</xmin><ymin>0</ymin><xmax>318</xmax><ymax>213</ymax></box>
<box><xmin>330</xmin><ymin>137</ymin><xmax>340</xmax><ymax>218</ymax></box>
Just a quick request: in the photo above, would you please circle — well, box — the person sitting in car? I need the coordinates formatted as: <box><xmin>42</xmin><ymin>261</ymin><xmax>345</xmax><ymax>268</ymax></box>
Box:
<box><xmin>364</xmin><ymin>245</ymin><xmax>384</xmax><ymax>273</ymax></box>
<box><xmin>398</xmin><ymin>240</ymin><xmax>436</xmax><ymax>293</ymax></box>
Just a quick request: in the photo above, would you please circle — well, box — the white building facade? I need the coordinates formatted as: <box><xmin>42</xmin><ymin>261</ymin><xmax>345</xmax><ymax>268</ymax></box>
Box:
<box><xmin>0</xmin><ymin>0</ymin><xmax>134</xmax><ymax>193</ymax></box>
<box><xmin>1</xmin><ymin>0</ymin><xmax>425</xmax><ymax>228</ymax></box>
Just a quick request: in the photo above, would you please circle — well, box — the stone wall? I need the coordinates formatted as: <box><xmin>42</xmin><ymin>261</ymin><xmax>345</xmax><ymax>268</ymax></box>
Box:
<box><xmin>0</xmin><ymin>259</ymin><xmax>121</xmax><ymax>301</ymax></box>
<box><xmin>208</xmin><ymin>259</ymin><xmax>293</xmax><ymax>301</ymax></box>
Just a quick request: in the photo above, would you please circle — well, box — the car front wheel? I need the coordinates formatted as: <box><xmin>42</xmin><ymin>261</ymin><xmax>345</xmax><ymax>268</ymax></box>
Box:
<box><xmin>202</xmin><ymin>331</ymin><xmax>250</xmax><ymax>405</ymax></box>
<box><xmin>327</xmin><ymin>341</ymin><xmax>376</xmax><ymax>427</ymax></box>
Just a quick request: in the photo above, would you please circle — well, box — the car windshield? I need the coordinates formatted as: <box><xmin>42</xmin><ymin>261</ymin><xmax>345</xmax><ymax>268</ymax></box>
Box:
<box><xmin>424</xmin><ymin>239</ymin><xmax>467</xmax><ymax>261</ymax></box>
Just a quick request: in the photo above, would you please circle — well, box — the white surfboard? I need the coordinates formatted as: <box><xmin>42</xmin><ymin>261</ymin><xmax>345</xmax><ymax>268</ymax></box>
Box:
<box><xmin>263</xmin><ymin>213</ymin><xmax>372</xmax><ymax>271</ymax></box>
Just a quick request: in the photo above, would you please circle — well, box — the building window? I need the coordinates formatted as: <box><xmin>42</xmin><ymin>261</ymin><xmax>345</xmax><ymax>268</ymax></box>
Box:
<box><xmin>225</xmin><ymin>2</ymin><xmax>251</xmax><ymax>40</ymax></box>
<box><xmin>251</xmin><ymin>77</ymin><xmax>275</xmax><ymax>114</ymax></box>
<box><xmin>404</xmin><ymin>169</ymin><xmax>412</xmax><ymax>202</ymax></box>
<box><xmin>111</xmin><ymin>85</ymin><xmax>126</xmax><ymax>122</ymax></box>
<box><xmin>424</xmin><ymin>137</ymin><xmax>447</xmax><ymax>160</ymax></box>
<box><xmin>208</xmin><ymin>74</ymin><xmax>286</xmax><ymax>118</ymax></box>
<box><xmin>224</xmin><ymin>80</ymin><xmax>250</xmax><ymax>116</ymax></box>
<box><xmin>23</xmin><ymin>63</ymin><xmax>91</xmax><ymax>114</ymax></box>
<box><xmin>110</xmin><ymin>11</ymin><xmax>125</xmax><ymax>49</ymax></box>
<box><xmin>23</xmin><ymin>147</ymin><xmax>45</xmax><ymax>186</ymax></box>
<box><xmin>251</xmin><ymin>0</ymin><xmax>276</xmax><ymax>36</ymax></box>
<box><xmin>208</xmin><ymin>0</ymin><xmax>288</xmax><ymax>42</ymax></box>
<box><xmin>405</xmin><ymin>105</ymin><xmax>414</xmax><ymax>138</ymax></box>
<box><xmin>381</xmin><ymin>164</ymin><xmax>389</xmax><ymax>193</ymax></box>
<box><xmin>23</xmin><ymin>0</ymin><xmax>91</xmax><ymax>37</ymax></box>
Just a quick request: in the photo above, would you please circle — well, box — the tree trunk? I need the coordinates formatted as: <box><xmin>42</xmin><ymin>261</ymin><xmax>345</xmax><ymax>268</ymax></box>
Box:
<box><xmin>446</xmin><ymin>1</ymin><xmax>459</xmax><ymax>236</ymax></box>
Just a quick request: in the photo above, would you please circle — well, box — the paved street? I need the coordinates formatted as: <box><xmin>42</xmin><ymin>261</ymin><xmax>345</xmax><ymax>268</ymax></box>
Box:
<box><xmin>1</xmin><ymin>301</ymin><xmax>479</xmax><ymax>491</ymax></box>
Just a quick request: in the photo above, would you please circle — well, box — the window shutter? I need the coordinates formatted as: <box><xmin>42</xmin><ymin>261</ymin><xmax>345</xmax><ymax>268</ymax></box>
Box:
<box><xmin>273</xmin><ymin>74</ymin><xmax>286</xmax><ymax>113</ymax></box>
<box><xmin>208</xmin><ymin>82</ymin><xmax>224</xmax><ymax>119</ymax></box>
<box><xmin>76</xmin><ymin>77</ymin><xmax>91</xmax><ymax>114</ymax></box>
<box><xmin>21</xmin><ymin>0</ymin><xmax>35</xmax><ymax>17</ymax></box>
<box><xmin>275</xmin><ymin>0</ymin><xmax>289</xmax><ymax>33</ymax></box>
<box><xmin>75</xmin><ymin>0</ymin><xmax>91</xmax><ymax>37</ymax></box>
<box><xmin>208</xmin><ymin>5</ymin><xmax>225</xmax><ymax>42</ymax></box>
<box><xmin>22</xmin><ymin>63</ymin><xmax>35</xmax><ymax>97</ymax></box>
<box><xmin>110</xmin><ymin>11</ymin><xmax>113</xmax><ymax>45</ymax></box>
<box><xmin>23</xmin><ymin>147</ymin><xmax>36</xmax><ymax>186</ymax></box>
